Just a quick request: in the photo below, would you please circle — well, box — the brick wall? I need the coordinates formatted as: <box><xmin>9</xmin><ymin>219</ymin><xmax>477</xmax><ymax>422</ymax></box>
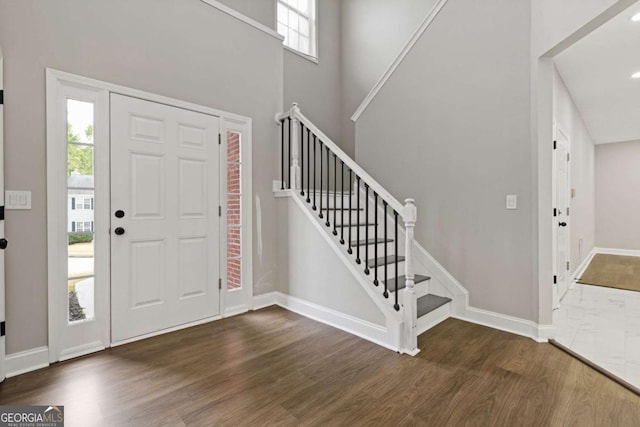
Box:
<box><xmin>227</xmin><ymin>132</ymin><xmax>242</xmax><ymax>290</ymax></box>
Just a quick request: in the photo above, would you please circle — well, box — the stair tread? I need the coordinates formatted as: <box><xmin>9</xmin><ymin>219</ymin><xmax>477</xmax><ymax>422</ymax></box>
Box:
<box><xmin>385</xmin><ymin>274</ymin><xmax>430</xmax><ymax>292</ymax></box>
<box><xmin>366</xmin><ymin>256</ymin><xmax>406</xmax><ymax>268</ymax></box>
<box><xmin>350</xmin><ymin>238</ymin><xmax>393</xmax><ymax>247</ymax></box>
<box><xmin>417</xmin><ymin>294</ymin><xmax>452</xmax><ymax>318</ymax></box>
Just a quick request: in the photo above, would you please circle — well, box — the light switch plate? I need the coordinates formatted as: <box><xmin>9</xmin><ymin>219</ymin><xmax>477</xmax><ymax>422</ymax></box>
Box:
<box><xmin>506</xmin><ymin>194</ymin><xmax>517</xmax><ymax>210</ymax></box>
<box><xmin>5</xmin><ymin>190</ymin><xmax>32</xmax><ymax>210</ymax></box>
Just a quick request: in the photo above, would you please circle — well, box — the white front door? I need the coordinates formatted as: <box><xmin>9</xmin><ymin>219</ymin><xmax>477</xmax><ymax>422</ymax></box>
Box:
<box><xmin>554</xmin><ymin>130</ymin><xmax>571</xmax><ymax>305</ymax></box>
<box><xmin>110</xmin><ymin>94</ymin><xmax>221</xmax><ymax>343</ymax></box>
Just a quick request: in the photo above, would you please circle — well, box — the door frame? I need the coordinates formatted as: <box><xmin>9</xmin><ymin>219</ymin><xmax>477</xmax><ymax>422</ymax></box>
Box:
<box><xmin>46</xmin><ymin>69</ymin><xmax>253</xmax><ymax>361</ymax></box>
<box><xmin>0</xmin><ymin>46</ymin><xmax>6</xmax><ymax>382</ymax></box>
<box><xmin>551</xmin><ymin>123</ymin><xmax>571</xmax><ymax>308</ymax></box>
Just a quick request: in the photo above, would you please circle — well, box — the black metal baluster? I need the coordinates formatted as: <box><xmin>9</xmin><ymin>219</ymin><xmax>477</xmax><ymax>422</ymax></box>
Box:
<box><xmin>280</xmin><ymin>119</ymin><xmax>285</xmax><ymax>190</ymax></box>
<box><xmin>348</xmin><ymin>170</ymin><xmax>353</xmax><ymax>255</ymax></box>
<box><xmin>383</xmin><ymin>201</ymin><xmax>388</xmax><ymax>298</ymax></box>
<box><xmin>356</xmin><ymin>177</ymin><xmax>361</xmax><ymax>264</ymax></box>
<box><xmin>325</xmin><ymin>147</ymin><xmax>330</xmax><ymax>227</ymax></box>
<box><xmin>319</xmin><ymin>141</ymin><xmax>324</xmax><ymax>219</ymax></box>
<box><xmin>312</xmin><ymin>135</ymin><xmax>317</xmax><ymax>210</ymax></box>
<box><xmin>287</xmin><ymin>117</ymin><xmax>291</xmax><ymax>189</ymax></box>
<box><xmin>333</xmin><ymin>154</ymin><xmax>338</xmax><ymax>235</ymax></box>
<box><xmin>340</xmin><ymin>161</ymin><xmax>345</xmax><ymax>244</ymax></box>
<box><xmin>364</xmin><ymin>184</ymin><xmax>370</xmax><ymax>274</ymax></box>
<box><xmin>374</xmin><ymin>193</ymin><xmax>379</xmax><ymax>286</ymax></box>
<box><xmin>300</xmin><ymin>123</ymin><xmax>305</xmax><ymax>196</ymax></box>
<box><xmin>306</xmin><ymin>128</ymin><xmax>311</xmax><ymax>203</ymax></box>
<box><xmin>394</xmin><ymin>211</ymin><xmax>400</xmax><ymax>311</ymax></box>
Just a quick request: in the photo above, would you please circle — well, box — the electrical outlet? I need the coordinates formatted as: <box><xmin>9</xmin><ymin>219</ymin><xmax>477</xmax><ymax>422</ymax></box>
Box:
<box><xmin>506</xmin><ymin>194</ymin><xmax>518</xmax><ymax>210</ymax></box>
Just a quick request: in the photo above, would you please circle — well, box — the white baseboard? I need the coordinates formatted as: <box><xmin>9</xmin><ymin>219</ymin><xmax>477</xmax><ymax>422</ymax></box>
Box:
<box><xmin>6</xmin><ymin>347</ymin><xmax>50</xmax><ymax>378</ymax></box>
<box><xmin>253</xmin><ymin>291</ymin><xmax>398</xmax><ymax>352</ymax></box>
<box><xmin>454</xmin><ymin>306</ymin><xmax>553</xmax><ymax>343</ymax></box>
<box><xmin>595</xmin><ymin>247</ymin><xmax>640</xmax><ymax>257</ymax></box>
<box><xmin>573</xmin><ymin>248</ymin><xmax>597</xmax><ymax>281</ymax></box>
<box><xmin>252</xmin><ymin>292</ymin><xmax>278</xmax><ymax>310</ymax></box>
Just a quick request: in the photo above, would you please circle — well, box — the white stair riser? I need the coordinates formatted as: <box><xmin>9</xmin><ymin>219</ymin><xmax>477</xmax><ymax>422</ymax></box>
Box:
<box><xmin>416</xmin><ymin>302</ymin><xmax>451</xmax><ymax>335</ymax></box>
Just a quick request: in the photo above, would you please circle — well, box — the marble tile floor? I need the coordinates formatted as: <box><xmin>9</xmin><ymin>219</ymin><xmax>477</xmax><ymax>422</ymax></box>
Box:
<box><xmin>554</xmin><ymin>283</ymin><xmax>640</xmax><ymax>389</ymax></box>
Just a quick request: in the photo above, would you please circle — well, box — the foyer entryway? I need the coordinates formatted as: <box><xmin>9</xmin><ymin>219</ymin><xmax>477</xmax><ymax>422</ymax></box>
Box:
<box><xmin>47</xmin><ymin>71</ymin><xmax>253</xmax><ymax>363</ymax></box>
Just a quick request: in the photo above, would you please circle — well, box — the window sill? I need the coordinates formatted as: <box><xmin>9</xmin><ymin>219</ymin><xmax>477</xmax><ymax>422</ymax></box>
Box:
<box><xmin>283</xmin><ymin>45</ymin><xmax>318</xmax><ymax>64</ymax></box>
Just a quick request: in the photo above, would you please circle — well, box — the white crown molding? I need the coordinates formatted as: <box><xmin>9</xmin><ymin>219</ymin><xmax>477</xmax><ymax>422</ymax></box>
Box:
<box><xmin>6</xmin><ymin>347</ymin><xmax>50</xmax><ymax>378</ymax></box>
<box><xmin>200</xmin><ymin>0</ymin><xmax>284</xmax><ymax>42</ymax></box>
<box><xmin>351</xmin><ymin>0</ymin><xmax>449</xmax><ymax>122</ymax></box>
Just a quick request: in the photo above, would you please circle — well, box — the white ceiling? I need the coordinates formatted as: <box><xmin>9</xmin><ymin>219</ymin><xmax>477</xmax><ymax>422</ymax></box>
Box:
<box><xmin>555</xmin><ymin>6</ymin><xmax>640</xmax><ymax>145</ymax></box>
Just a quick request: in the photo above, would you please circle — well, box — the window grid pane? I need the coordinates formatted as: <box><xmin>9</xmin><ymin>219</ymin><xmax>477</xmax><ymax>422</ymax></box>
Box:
<box><xmin>277</xmin><ymin>0</ymin><xmax>314</xmax><ymax>57</ymax></box>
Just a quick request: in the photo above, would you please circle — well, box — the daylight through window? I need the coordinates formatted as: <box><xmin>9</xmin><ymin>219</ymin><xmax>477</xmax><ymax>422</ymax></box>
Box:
<box><xmin>277</xmin><ymin>0</ymin><xmax>316</xmax><ymax>58</ymax></box>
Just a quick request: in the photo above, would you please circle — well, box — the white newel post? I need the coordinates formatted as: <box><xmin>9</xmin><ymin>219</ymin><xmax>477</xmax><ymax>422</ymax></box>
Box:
<box><xmin>402</xmin><ymin>199</ymin><xmax>418</xmax><ymax>353</ymax></box>
<box><xmin>290</xmin><ymin>103</ymin><xmax>301</xmax><ymax>190</ymax></box>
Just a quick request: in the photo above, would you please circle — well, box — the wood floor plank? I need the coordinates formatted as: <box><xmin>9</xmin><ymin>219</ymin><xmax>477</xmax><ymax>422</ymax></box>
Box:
<box><xmin>0</xmin><ymin>309</ymin><xmax>638</xmax><ymax>426</ymax></box>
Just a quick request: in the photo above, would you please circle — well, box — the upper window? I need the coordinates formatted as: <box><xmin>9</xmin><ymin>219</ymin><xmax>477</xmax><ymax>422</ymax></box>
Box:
<box><xmin>277</xmin><ymin>0</ymin><xmax>316</xmax><ymax>59</ymax></box>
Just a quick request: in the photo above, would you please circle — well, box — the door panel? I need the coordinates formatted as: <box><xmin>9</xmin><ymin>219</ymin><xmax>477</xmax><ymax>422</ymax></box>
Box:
<box><xmin>555</xmin><ymin>132</ymin><xmax>570</xmax><ymax>302</ymax></box>
<box><xmin>111</xmin><ymin>94</ymin><xmax>220</xmax><ymax>343</ymax></box>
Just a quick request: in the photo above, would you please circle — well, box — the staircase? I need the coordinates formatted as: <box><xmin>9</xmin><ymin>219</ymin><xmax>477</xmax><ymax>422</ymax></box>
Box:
<box><xmin>275</xmin><ymin>103</ymin><xmax>452</xmax><ymax>355</ymax></box>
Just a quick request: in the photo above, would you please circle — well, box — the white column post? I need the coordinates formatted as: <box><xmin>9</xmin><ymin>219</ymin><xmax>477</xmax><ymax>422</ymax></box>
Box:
<box><xmin>402</xmin><ymin>198</ymin><xmax>418</xmax><ymax>353</ymax></box>
<box><xmin>290</xmin><ymin>103</ymin><xmax>301</xmax><ymax>190</ymax></box>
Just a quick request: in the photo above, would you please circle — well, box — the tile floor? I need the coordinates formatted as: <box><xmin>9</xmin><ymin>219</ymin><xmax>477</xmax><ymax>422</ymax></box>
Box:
<box><xmin>554</xmin><ymin>283</ymin><xmax>640</xmax><ymax>388</ymax></box>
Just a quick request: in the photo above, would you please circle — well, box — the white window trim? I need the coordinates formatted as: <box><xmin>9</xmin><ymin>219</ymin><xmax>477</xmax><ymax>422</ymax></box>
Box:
<box><xmin>277</xmin><ymin>0</ymin><xmax>318</xmax><ymax>63</ymax></box>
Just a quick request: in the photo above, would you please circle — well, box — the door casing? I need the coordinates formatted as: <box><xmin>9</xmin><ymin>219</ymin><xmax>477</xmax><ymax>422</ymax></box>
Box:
<box><xmin>46</xmin><ymin>69</ymin><xmax>253</xmax><ymax>362</ymax></box>
<box><xmin>552</xmin><ymin>123</ymin><xmax>571</xmax><ymax>308</ymax></box>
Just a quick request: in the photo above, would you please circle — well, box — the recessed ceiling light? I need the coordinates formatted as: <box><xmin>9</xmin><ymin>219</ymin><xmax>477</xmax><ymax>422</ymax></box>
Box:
<box><xmin>632</xmin><ymin>72</ymin><xmax>640</xmax><ymax>79</ymax></box>
<box><xmin>632</xmin><ymin>12</ymin><xmax>640</xmax><ymax>22</ymax></box>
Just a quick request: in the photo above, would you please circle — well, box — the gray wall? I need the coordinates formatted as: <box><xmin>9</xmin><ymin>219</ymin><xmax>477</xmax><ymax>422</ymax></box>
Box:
<box><xmin>553</xmin><ymin>67</ymin><xmax>596</xmax><ymax>273</ymax></box>
<box><xmin>356</xmin><ymin>0</ymin><xmax>534</xmax><ymax>320</ymax></box>
<box><xmin>595</xmin><ymin>140</ymin><xmax>640</xmax><ymax>250</ymax></box>
<box><xmin>340</xmin><ymin>0</ymin><xmax>436</xmax><ymax>156</ymax></box>
<box><xmin>0</xmin><ymin>0</ymin><xmax>283</xmax><ymax>354</ymax></box>
<box><xmin>284</xmin><ymin>0</ymin><xmax>343</xmax><ymax>143</ymax></box>
<box><xmin>216</xmin><ymin>0</ymin><xmax>343</xmax><ymax>144</ymax></box>
<box><xmin>276</xmin><ymin>198</ymin><xmax>385</xmax><ymax>326</ymax></box>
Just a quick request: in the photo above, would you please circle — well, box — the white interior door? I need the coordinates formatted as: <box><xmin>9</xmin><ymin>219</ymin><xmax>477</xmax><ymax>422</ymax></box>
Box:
<box><xmin>554</xmin><ymin>130</ymin><xmax>571</xmax><ymax>304</ymax></box>
<box><xmin>110</xmin><ymin>94</ymin><xmax>221</xmax><ymax>343</ymax></box>
<box><xmin>0</xmin><ymin>48</ymin><xmax>6</xmax><ymax>382</ymax></box>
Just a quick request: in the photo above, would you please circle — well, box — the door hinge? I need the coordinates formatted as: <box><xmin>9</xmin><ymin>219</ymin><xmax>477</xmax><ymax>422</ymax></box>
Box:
<box><xmin>567</xmin><ymin>153</ymin><xmax>570</xmax><ymax>162</ymax></box>
<box><xmin>566</xmin><ymin>261</ymin><xmax>570</xmax><ymax>271</ymax></box>
<box><xmin>0</xmin><ymin>90</ymin><xmax>4</xmax><ymax>105</ymax></box>
<box><xmin>553</xmin><ymin>140</ymin><xmax>557</xmax><ymax>150</ymax></box>
<box><xmin>566</xmin><ymin>207</ymin><xmax>570</xmax><ymax>216</ymax></box>
<box><xmin>0</xmin><ymin>206</ymin><xmax>4</xmax><ymax>221</ymax></box>
<box><xmin>219</xmin><ymin>206</ymin><xmax>222</xmax><ymax>217</ymax></box>
<box><xmin>0</xmin><ymin>321</ymin><xmax>5</xmax><ymax>337</ymax></box>
<box><xmin>553</xmin><ymin>275</ymin><xmax>557</xmax><ymax>284</ymax></box>
<box><xmin>218</xmin><ymin>278</ymin><xmax>222</xmax><ymax>290</ymax></box>
<box><xmin>219</xmin><ymin>133</ymin><xmax>221</xmax><ymax>145</ymax></box>
<box><xmin>553</xmin><ymin>208</ymin><xmax>557</xmax><ymax>217</ymax></box>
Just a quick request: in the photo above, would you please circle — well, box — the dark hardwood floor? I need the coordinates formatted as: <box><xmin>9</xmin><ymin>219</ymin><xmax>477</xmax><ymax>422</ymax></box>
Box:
<box><xmin>1</xmin><ymin>307</ymin><xmax>638</xmax><ymax>426</ymax></box>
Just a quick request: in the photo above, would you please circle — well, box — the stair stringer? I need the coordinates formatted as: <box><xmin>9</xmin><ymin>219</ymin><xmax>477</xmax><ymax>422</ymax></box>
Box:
<box><xmin>275</xmin><ymin>190</ymin><xmax>405</xmax><ymax>352</ymax></box>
